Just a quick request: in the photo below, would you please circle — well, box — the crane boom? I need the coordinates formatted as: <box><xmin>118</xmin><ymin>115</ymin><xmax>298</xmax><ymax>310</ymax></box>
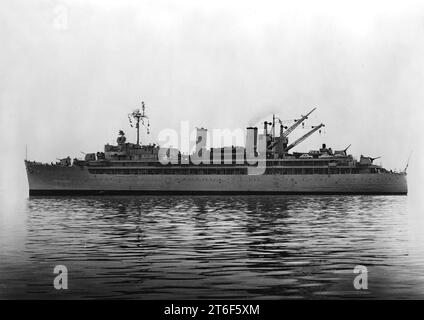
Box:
<box><xmin>282</xmin><ymin>107</ymin><xmax>316</xmax><ymax>138</ymax></box>
<box><xmin>285</xmin><ymin>123</ymin><xmax>325</xmax><ymax>152</ymax></box>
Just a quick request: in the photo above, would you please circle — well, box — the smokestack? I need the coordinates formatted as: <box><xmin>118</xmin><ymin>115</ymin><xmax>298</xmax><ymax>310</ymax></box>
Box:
<box><xmin>246</xmin><ymin>127</ymin><xmax>258</xmax><ymax>159</ymax></box>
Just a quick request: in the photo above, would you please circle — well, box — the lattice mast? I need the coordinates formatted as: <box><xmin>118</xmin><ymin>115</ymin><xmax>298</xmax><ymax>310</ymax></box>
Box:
<box><xmin>128</xmin><ymin>101</ymin><xmax>150</xmax><ymax>145</ymax></box>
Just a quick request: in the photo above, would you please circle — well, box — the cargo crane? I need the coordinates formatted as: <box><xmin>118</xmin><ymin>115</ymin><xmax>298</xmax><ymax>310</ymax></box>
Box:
<box><xmin>282</xmin><ymin>107</ymin><xmax>316</xmax><ymax>138</ymax></box>
<box><xmin>285</xmin><ymin>123</ymin><xmax>325</xmax><ymax>152</ymax></box>
<box><xmin>267</xmin><ymin>107</ymin><xmax>317</xmax><ymax>151</ymax></box>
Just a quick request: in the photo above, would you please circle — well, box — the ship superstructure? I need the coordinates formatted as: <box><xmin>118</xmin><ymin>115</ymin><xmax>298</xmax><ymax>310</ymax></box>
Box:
<box><xmin>25</xmin><ymin>102</ymin><xmax>407</xmax><ymax>195</ymax></box>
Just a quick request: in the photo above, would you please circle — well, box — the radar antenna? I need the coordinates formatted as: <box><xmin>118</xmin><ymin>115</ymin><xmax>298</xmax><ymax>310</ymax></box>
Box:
<box><xmin>128</xmin><ymin>101</ymin><xmax>150</xmax><ymax>145</ymax></box>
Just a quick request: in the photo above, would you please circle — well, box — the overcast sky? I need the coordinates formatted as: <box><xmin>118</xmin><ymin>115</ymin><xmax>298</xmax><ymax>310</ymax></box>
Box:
<box><xmin>1</xmin><ymin>0</ymin><xmax>424</xmax><ymax>196</ymax></box>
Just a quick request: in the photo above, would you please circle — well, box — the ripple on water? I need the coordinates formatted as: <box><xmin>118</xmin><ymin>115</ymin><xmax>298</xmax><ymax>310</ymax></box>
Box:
<box><xmin>0</xmin><ymin>195</ymin><xmax>423</xmax><ymax>299</ymax></box>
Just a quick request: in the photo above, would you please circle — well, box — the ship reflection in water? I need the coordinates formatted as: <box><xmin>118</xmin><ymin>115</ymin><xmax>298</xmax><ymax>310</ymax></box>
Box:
<box><xmin>1</xmin><ymin>195</ymin><xmax>424</xmax><ymax>299</ymax></box>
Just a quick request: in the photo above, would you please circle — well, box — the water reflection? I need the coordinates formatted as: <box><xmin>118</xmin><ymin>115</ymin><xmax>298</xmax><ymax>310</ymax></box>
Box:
<box><xmin>1</xmin><ymin>195</ymin><xmax>423</xmax><ymax>299</ymax></box>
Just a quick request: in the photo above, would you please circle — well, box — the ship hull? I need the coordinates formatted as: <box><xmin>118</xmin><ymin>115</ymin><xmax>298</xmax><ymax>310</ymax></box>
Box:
<box><xmin>28</xmin><ymin>190</ymin><xmax>407</xmax><ymax>196</ymax></box>
<box><xmin>25</xmin><ymin>161</ymin><xmax>408</xmax><ymax>196</ymax></box>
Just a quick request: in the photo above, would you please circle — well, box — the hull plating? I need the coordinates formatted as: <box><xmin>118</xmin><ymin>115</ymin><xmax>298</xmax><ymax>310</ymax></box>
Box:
<box><xmin>25</xmin><ymin>162</ymin><xmax>408</xmax><ymax>195</ymax></box>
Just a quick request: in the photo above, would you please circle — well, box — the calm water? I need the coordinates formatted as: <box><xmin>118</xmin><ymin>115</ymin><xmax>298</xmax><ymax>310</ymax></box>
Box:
<box><xmin>1</xmin><ymin>194</ymin><xmax>424</xmax><ymax>299</ymax></box>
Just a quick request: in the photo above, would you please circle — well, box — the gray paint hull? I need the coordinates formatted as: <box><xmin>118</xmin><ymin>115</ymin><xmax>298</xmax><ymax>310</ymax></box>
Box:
<box><xmin>25</xmin><ymin>162</ymin><xmax>408</xmax><ymax>195</ymax></box>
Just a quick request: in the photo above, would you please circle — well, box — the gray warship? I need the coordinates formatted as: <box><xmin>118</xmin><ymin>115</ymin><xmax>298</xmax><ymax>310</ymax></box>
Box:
<box><xmin>25</xmin><ymin>103</ymin><xmax>407</xmax><ymax>195</ymax></box>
